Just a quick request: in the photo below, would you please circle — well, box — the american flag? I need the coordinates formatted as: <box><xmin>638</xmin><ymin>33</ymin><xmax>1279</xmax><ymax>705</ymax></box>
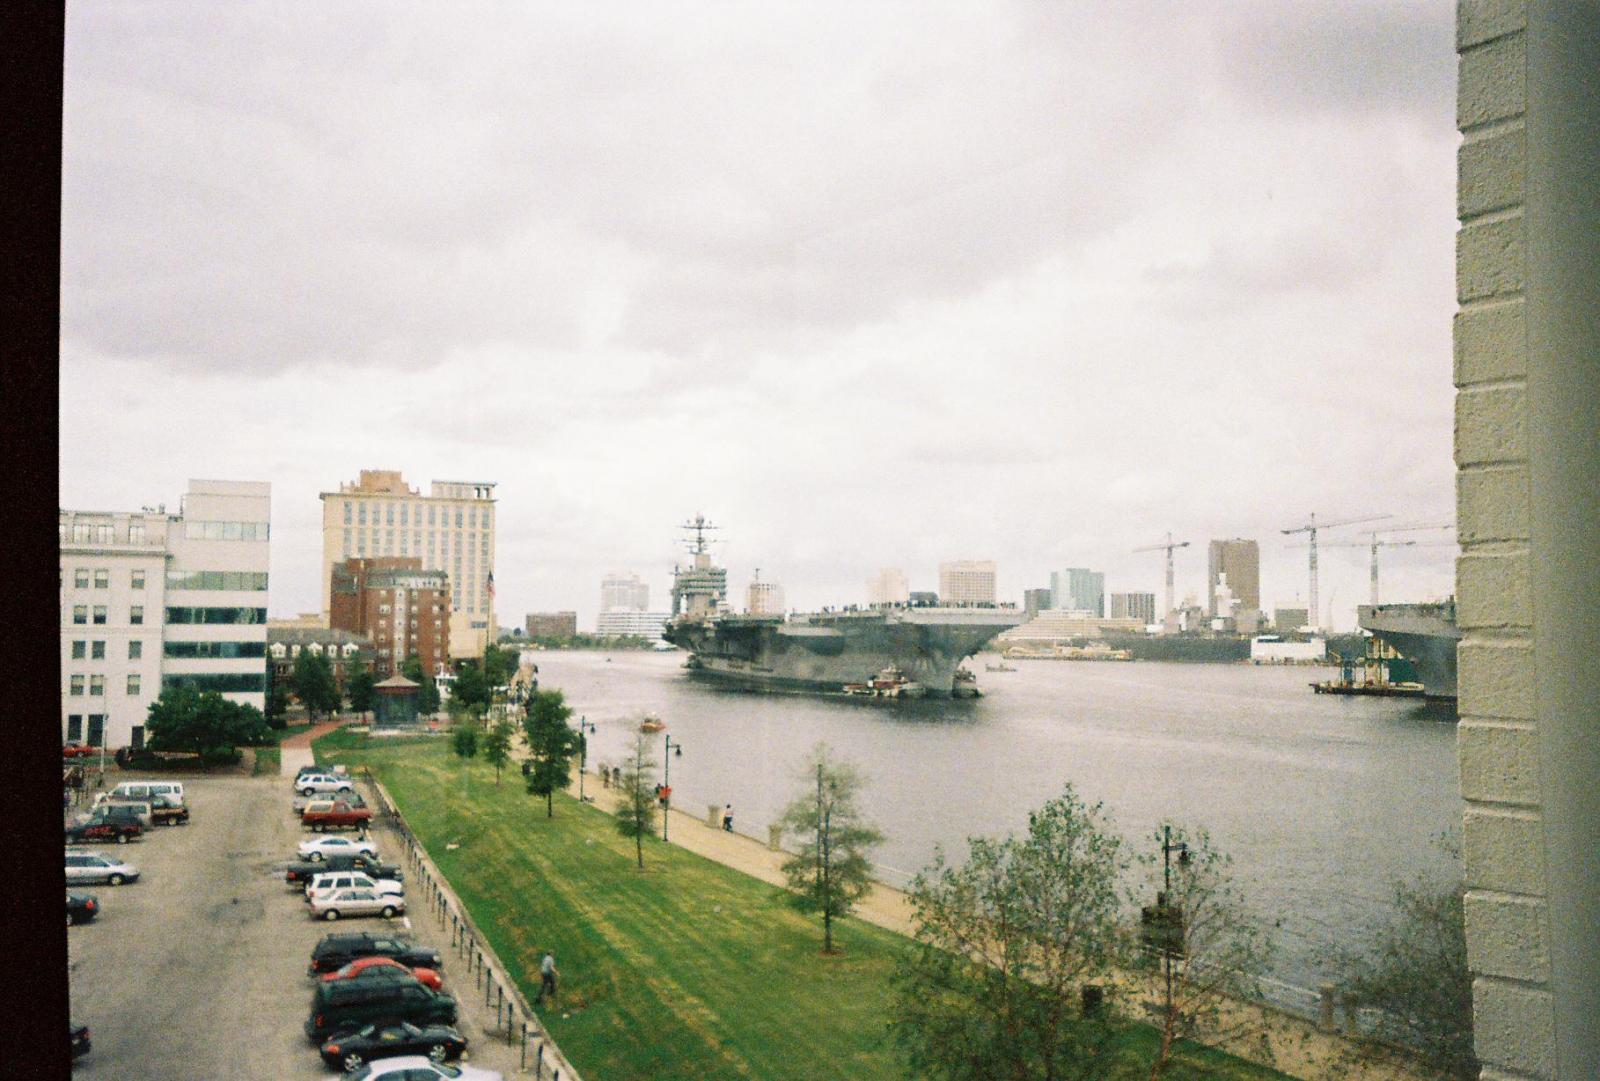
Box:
<box><xmin>485</xmin><ymin>570</ymin><xmax>495</xmax><ymax>601</ymax></box>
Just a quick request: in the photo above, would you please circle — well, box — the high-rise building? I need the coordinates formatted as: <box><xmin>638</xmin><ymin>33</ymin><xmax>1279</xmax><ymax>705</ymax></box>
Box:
<box><xmin>1023</xmin><ymin>587</ymin><xmax>1054</xmax><ymax>619</ymax></box>
<box><xmin>595</xmin><ymin>610</ymin><xmax>669</xmax><ymax>639</ymax></box>
<box><xmin>319</xmin><ymin>470</ymin><xmax>497</xmax><ymax>661</ymax></box>
<box><xmin>329</xmin><ymin>556</ymin><xmax>451</xmax><ymax>678</ymax></box>
<box><xmin>1274</xmin><ymin>607</ymin><xmax>1309</xmax><ymax>633</ymax></box>
<box><xmin>600</xmin><ymin>572</ymin><xmax>650</xmax><ymax>613</ymax></box>
<box><xmin>939</xmin><ymin>561</ymin><xmax>997</xmax><ymax>606</ymax></box>
<box><xmin>59</xmin><ymin>479</ymin><xmax>271</xmax><ymax>750</ymax></box>
<box><xmin>525</xmin><ymin>612</ymin><xmax>578</xmax><ymax>638</ymax></box>
<box><xmin>866</xmin><ymin>568</ymin><xmax>910</xmax><ymax>606</ymax></box>
<box><xmin>1110</xmin><ymin>592</ymin><xmax>1157</xmax><ymax>623</ymax></box>
<box><xmin>1207</xmin><ymin>539</ymin><xmax>1260</xmax><ymax>617</ymax></box>
<box><xmin>1051</xmin><ymin>568</ymin><xmax>1105</xmax><ymax>616</ymax></box>
<box><xmin>746</xmin><ymin>573</ymin><xmax>785</xmax><ymax>615</ymax></box>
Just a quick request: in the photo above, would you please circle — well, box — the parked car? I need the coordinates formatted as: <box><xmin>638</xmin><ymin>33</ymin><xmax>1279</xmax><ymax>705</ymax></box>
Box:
<box><xmin>307</xmin><ymin>872</ymin><xmax>403</xmax><ymax>904</ymax></box>
<box><xmin>309</xmin><ymin>932</ymin><xmax>442</xmax><ymax>975</ymax></box>
<box><xmin>318</xmin><ymin>1021</ymin><xmax>467</xmax><ymax>1072</ymax></box>
<box><xmin>304</xmin><ymin>978</ymin><xmax>456</xmax><ymax>1041</ymax></box>
<box><xmin>310</xmin><ymin>888</ymin><xmax>405</xmax><ymax>921</ymax></box>
<box><xmin>65</xmin><ymin>818</ymin><xmax>142</xmax><ymax>845</ymax></box>
<box><xmin>70</xmin><ymin>1021</ymin><xmax>91</xmax><ymax>1060</ymax></box>
<box><xmin>287</xmin><ymin>852</ymin><xmax>402</xmax><ymax>889</ymax></box>
<box><xmin>83</xmin><ymin>801</ymin><xmax>154</xmax><ymax>830</ymax></box>
<box><xmin>62</xmin><ymin>742</ymin><xmax>97</xmax><ymax>759</ymax></box>
<box><xmin>294</xmin><ymin>790</ymin><xmax>368</xmax><ymax>815</ymax></box>
<box><xmin>66</xmin><ymin>892</ymin><xmax>99</xmax><ymax>926</ymax></box>
<box><xmin>65</xmin><ymin>852</ymin><xmax>140</xmax><ymax>886</ymax></box>
<box><xmin>303</xmin><ymin>800</ymin><xmax>373</xmax><ymax>832</ymax></box>
<box><xmin>340</xmin><ymin>1055</ymin><xmax>501</xmax><ymax>1081</ymax></box>
<box><xmin>106</xmin><ymin>780</ymin><xmax>184</xmax><ymax>805</ymax></box>
<box><xmin>295</xmin><ymin>773</ymin><xmax>354</xmax><ymax>797</ymax></box>
<box><xmin>321</xmin><ymin>955</ymin><xmax>443</xmax><ymax>992</ymax></box>
<box><xmin>299</xmin><ymin>835</ymin><xmax>378</xmax><ymax>862</ymax></box>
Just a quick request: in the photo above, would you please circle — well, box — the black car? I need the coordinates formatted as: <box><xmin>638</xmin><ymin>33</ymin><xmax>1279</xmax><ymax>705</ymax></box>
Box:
<box><xmin>309</xmin><ymin>932</ymin><xmax>442</xmax><ymax>975</ymax></box>
<box><xmin>287</xmin><ymin>853</ymin><xmax>402</xmax><ymax>889</ymax></box>
<box><xmin>67</xmin><ymin>892</ymin><xmax>99</xmax><ymax>926</ymax></box>
<box><xmin>319</xmin><ymin>1021</ymin><xmax>467</xmax><ymax>1071</ymax></box>
<box><xmin>70</xmin><ymin>1021</ymin><xmax>90</xmax><ymax>1060</ymax></box>
<box><xmin>304</xmin><ymin>979</ymin><xmax>457</xmax><ymax>1042</ymax></box>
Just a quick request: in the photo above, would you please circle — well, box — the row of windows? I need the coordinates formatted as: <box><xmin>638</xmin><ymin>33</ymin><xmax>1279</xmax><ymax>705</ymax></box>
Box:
<box><xmin>268</xmin><ymin>641</ymin><xmax>362</xmax><ymax>658</ymax></box>
<box><xmin>166</xmin><ymin>570</ymin><xmax>269</xmax><ymax>591</ymax></box>
<box><xmin>63</xmin><ymin>715</ymin><xmax>111</xmax><ymax>745</ymax></box>
<box><xmin>345</xmin><ymin>501</ymin><xmax>493</xmax><ymax>530</ymax></box>
<box><xmin>68</xmin><ymin>639</ymin><xmax>145</xmax><ymax>661</ymax></box>
<box><xmin>165</xmin><ymin>607</ymin><xmax>266</xmax><ymax>625</ymax></box>
<box><xmin>162</xmin><ymin>640</ymin><xmax>266</xmax><ymax>659</ymax></box>
<box><xmin>66</xmin><ymin>567</ymin><xmax>147</xmax><ymax>590</ymax></box>
<box><xmin>162</xmin><ymin>673</ymin><xmax>266</xmax><ymax>693</ymax></box>
<box><xmin>184</xmin><ymin>520</ymin><xmax>270</xmax><ymax>541</ymax></box>
<box><xmin>62</xmin><ymin>522</ymin><xmax>150</xmax><ymax>545</ymax></box>
<box><xmin>68</xmin><ymin>673</ymin><xmax>141</xmax><ymax>696</ymax></box>
<box><xmin>70</xmin><ymin>604</ymin><xmax>141</xmax><ymax>625</ymax></box>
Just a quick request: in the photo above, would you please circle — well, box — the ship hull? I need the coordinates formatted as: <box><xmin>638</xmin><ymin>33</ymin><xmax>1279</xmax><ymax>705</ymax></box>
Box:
<box><xmin>1358</xmin><ymin>602</ymin><xmax>1460</xmax><ymax>701</ymax></box>
<box><xmin>665</xmin><ymin>608</ymin><xmax>1021</xmax><ymax>699</ymax></box>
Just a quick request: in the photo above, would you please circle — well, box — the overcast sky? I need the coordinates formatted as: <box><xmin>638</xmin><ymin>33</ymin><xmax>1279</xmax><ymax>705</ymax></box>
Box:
<box><xmin>59</xmin><ymin>1</ymin><xmax>1460</xmax><ymax>632</ymax></box>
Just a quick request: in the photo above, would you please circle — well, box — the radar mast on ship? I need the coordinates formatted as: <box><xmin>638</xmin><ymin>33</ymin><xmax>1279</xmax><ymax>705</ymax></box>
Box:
<box><xmin>670</xmin><ymin>513</ymin><xmax>728</xmax><ymax>620</ymax></box>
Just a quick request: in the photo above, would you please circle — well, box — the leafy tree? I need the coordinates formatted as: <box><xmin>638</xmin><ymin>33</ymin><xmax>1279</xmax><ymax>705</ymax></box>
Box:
<box><xmin>776</xmin><ymin>743</ymin><xmax>885</xmax><ymax>954</ymax></box>
<box><xmin>1326</xmin><ymin>844</ymin><xmax>1476</xmax><ymax>1080</ymax></box>
<box><xmin>451</xmin><ymin>724</ymin><xmax>479</xmax><ymax>759</ymax></box>
<box><xmin>451</xmin><ymin>661</ymin><xmax>491</xmax><ymax>713</ymax></box>
<box><xmin>614</xmin><ymin>732</ymin><xmax>658</xmax><ymax>869</ymax></box>
<box><xmin>891</xmin><ymin>784</ymin><xmax>1131</xmax><ymax>1081</ymax></box>
<box><xmin>1139</xmin><ymin>823</ymin><xmax>1276</xmax><ymax>1080</ymax></box>
<box><xmin>483</xmin><ymin>642</ymin><xmax>517</xmax><ymax>687</ymax></box>
<box><xmin>346</xmin><ymin>666</ymin><xmax>377</xmax><ymax>717</ymax></box>
<box><xmin>146</xmin><ymin>686</ymin><xmax>271</xmax><ymax>757</ymax></box>
<box><xmin>290</xmin><ymin>648</ymin><xmax>341</xmax><ymax>719</ymax></box>
<box><xmin>401</xmin><ymin>653</ymin><xmax>441</xmax><ymax>716</ymax></box>
<box><xmin>483</xmin><ymin>716</ymin><xmax>515</xmax><ymax>787</ymax></box>
<box><xmin>522</xmin><ymin>688</ymin><xmax>578</xmax><ymax>817</ymax></box>
<box><xmin>264</xmin><ymin>666</ymin><xmax>288</xmax><ymax>729</ymax></box>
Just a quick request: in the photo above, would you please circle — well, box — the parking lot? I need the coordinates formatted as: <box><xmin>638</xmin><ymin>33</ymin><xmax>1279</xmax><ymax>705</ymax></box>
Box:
<box><xmin>67</xmin><ymin>771</ymin><xmax>529</xmax><ymax>1079</ymax></box>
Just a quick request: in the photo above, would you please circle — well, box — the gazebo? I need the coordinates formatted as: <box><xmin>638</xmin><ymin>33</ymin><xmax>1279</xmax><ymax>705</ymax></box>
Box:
<box><xmin>372</xmin><ymin>673</ymin><xmax>421</xmax><ymax>727</ymax></box>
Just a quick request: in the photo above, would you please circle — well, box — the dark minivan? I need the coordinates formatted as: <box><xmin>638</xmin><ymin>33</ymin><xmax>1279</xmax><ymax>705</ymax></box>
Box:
<box><xmin>304</xmin><ymin>977</ymin><xmax>457</xmax><ymax>1041</ymax></box>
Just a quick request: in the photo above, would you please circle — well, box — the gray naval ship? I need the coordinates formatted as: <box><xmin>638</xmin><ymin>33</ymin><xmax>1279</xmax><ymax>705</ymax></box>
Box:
<box><xmin>1358</xmin><ymin>599</ymin><xmax>1460</xmax><ymax>703</ymax></box>
<box><xmin>660</xmin><ymin>516</ymin><xmax>1023</xmax><ymax>699</ymax></box>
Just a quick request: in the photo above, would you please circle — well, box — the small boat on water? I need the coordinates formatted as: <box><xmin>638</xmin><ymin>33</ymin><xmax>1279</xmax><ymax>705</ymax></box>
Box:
<box><xmin>843</xmin><ymin>666</ymin><xmax>923</xmax><ymax>699</ymax></box>
<box><xmin>985</xmin><ymin>662</ymin><xmax>1017</xmax><ymax>672</ymax></box>
<box><xmin>639</xmin><ymin>713</ymin><xmax>667</xmax><ymax>733</ymax></box>
<box><xmin>952</xmin><ymin>666</ymin><xmax>981</xmax><ymax>699</ymax></box>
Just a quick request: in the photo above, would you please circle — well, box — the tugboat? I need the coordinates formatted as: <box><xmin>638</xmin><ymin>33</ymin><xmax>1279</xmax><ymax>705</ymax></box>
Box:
<box><xmin>952</xmin><ymin>666</ymin><xmax>981</xmax><ymax>698</ymax></box>
<box><xmin>842</xmin><ymin>666</ymin><xmax>923</xmax><ymax>699</ymax></box>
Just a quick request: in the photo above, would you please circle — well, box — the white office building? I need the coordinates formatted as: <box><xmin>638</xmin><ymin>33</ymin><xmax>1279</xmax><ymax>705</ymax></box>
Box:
<box><xmin>595</xmin><ymin>610</ymin><xmax>669</xmax><ymax>639</ymax></box>
<box><xmin>59</xmin><ymin>479</ymin><xmax>271</xmax><ymax>750</ymax></box>
<box><xmin>867</xmin><ymin>568</ymin><xmax>910</xmax><ymax>606</ymax></box>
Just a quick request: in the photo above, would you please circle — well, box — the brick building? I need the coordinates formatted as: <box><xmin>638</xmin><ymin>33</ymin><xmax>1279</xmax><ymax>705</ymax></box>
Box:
<box><xmin>266</xmin><ymin>627</ymin><xmax>376</xmax><ymax>692</ymax></box>
<box><xmin>329</xmin><ymin>556</ymin><xmax>451</xmax><ymax>678</ymax></box>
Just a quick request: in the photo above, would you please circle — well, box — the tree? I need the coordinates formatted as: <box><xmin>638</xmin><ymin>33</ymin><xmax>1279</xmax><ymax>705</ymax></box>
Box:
<box><xmin>264</xmin><ymin>666</ymin><xmax>288</xmax><ymax>729</ymax></box>
<box><xmin>451</xmin><ymin>724</ymin><xmax>479</xmax><ymax>760</ymax></box>
<box><xmin>483</xmin><ymin>716</ymin><xmax>514</xmax><ymax>787</ymax></box>
<box><xmin>613</xmin><ymin>732</ymin><xmax>658</xmax><ymax>869</ymax></box>
<box><xmin>482</xmin><ymin>642</ymin><xmax>517</xmax><ymax>688</ymax></box>
<box><xmin>290</xmin><ymin>649</ymin><xmax>341</xmax><ymax>719</ymax></box>
<box><xmin>451</xmin><ymin>661</ymin><xmax>491</xmax><ymax>714</ymax></box>
<box><xmin>146</xmin><ymin>686</ymin><xmax>271</xmax><ymax>758</ymax></box>
<box><xmin>891</xmin><ymin>784</ymin><xmax>1131</xmax><ymax>1081</ymax></box>
<box><xmin>346</xmin><ymin>666</ymin><xmax>377</xmax><ymax>718</ymax></box>
<box><xmin>401</xmin><ymin>654</ymin><xmax>441</xmax><ymax>716</ymax></box>
<box><xmin>1139</xmin><ymin>823</ymin><xmax>1276</xmax><ymax>1081</ymax></box>
<box><xmin>776</xmin><ymin>743</ymin><xmax>885</xmax><ymax>954</ymax></box>
<box><xmin>1326</xmin><ymin>846</ymin><xmax>1476</xmax><ymax>1080</ymax></box>
<box><xmin>522</xmin><ymin>688</ymin><xmax>578</xmax><ymax>817</ymax></box>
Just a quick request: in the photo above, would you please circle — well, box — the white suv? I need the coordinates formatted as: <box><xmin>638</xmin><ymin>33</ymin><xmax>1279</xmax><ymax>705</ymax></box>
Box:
<box><xmin>295</xmin><ymin>773</ymin><xmax>353</xmax><ymax>797</ymax></box>
<box><xmin>306</xmin><ymin>871</ymin><xmax>403</xmax><ymax>903</ymax></box>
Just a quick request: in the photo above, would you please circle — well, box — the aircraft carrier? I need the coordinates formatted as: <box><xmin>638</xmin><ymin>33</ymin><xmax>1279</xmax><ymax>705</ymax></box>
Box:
<box><xmin>660</xmin><ymin>517</ymin><xmax>1023</xmax><ymax>698</ymax></box>
<box><xmin>1357</xmin><ymin>600</ymin><xmax>1460</xmax><ymax>703</ymax></box>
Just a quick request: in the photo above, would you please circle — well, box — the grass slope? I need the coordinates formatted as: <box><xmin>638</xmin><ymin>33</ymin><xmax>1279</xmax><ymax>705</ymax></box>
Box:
<box><xmin>318</xmin><ymin>735</ymin><xmax>1295</xmax><ymax>1081</ymax></box>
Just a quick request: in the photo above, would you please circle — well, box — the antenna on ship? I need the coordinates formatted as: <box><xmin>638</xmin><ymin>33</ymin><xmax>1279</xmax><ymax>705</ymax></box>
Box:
<box><xmin>680</xmin><ymin>513</ymin><xmax>720</xmax><ymax>556</ymax></box>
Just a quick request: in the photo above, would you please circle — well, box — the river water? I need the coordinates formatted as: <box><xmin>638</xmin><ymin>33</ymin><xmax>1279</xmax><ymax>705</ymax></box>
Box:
<box><xmin>534</xmin><ymin>649</ymin><xmax>1462</xmax><ymax>1005</ymax></box>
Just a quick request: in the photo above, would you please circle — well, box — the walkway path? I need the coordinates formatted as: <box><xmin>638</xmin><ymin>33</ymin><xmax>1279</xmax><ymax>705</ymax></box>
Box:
<box><xmin>278</xmin><ymin>716</ymin><xmax>349</xmax><ymax>776</ymax></box>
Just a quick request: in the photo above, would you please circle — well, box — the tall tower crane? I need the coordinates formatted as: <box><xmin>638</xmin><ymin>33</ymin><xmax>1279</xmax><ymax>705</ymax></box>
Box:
<box><xmin>1280</xmin><ymin>513</ymin><xmax>1391</xmax><ymax>632</ymax></box>
<box><xmin>1133</xmin><ymin>533</ymin><xmax>1191</xmax><ymax>620</ymax></box>
<box><xmin>1321</xmin><ymin>522</ymin><xmax>1456</xmax><ymax>605</ymax></box>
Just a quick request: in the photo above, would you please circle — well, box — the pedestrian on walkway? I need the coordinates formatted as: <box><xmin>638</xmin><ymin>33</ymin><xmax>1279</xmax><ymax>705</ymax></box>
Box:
<box><xmin>722</xmin><ymin>803</ymin><xmax>734</xmax><ymax>832</ymax></box>
<box><xmin>538</xmin><ymin>950</ymin><xmax>558</xmax><ymax>1006</ymax></box>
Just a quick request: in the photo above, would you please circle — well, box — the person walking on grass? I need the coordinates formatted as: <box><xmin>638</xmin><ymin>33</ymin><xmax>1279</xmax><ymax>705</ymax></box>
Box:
<box><xmin>539</xmin><ymin>950</ymin><xmax>558</xmax><ymax>1006</ymax></box>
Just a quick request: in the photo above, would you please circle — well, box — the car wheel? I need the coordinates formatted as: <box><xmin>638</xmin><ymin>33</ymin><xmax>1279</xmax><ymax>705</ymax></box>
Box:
<box><xmin>324</xmin><ymin>909</ymin><xmax>341</xmax><ymax>921</ymax></box>
<box><xmin>117</xmin><ymin>833</ymin><xmax>128</xmax><ymax>844</ymax></box>
<box><xmin>381</xmin><ymin>905</ymin><xmax>396</xmax><ymax>919</ymax></box>
<box><xmin>428</xmin><ymin>1043</ymin><xmax>449</xmax><ymax>1062</ymax></box>
<box><xmin>108</xmin><ymin>873</ymin><xmax>124</xmax><ymax>886</ymax></box>
<box><xmin>342</xmin><ymin>1052</ymin><xmax>365</xmax><ymax>1072</ymax></box>
<box><xmin>310</xmin><ymin>852</ymin><xmax>324</xmax><ymax>861</ymax></box>
<box><xmin>66</xmin><ymin>911</ymin><xmax>74</xmax><ymax>927</ymax></box>
<box><xmin>301</xmin><ymin>787</ymin><xmax>315</xmax><ymax>796</ymax></box>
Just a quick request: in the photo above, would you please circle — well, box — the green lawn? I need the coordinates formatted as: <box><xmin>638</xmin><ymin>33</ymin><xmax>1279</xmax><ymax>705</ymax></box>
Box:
<box><xmin>315</xmin><ymin>735</ymin><xmax>1296</xmax><ymax>1081</ymax></box>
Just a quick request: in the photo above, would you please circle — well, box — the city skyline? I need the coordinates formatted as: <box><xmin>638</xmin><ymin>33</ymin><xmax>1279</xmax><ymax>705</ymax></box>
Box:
<box><xmin>58</xmin><ymin>3</ymin><xmax>1458</xmax><ymax>633</ymax></box>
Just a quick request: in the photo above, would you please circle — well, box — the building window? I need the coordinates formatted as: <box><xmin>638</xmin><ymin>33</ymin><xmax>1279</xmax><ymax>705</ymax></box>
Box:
<box><xmin>344</xmin><ymin>501</ymin><xmax>352</xmax><ymax>524</ymax></box>
<box><xmin>469</xmin><ymin>507</ymin><xmax>477</xmax><ymax>528</ymax></box>
<box><xmin>131</xmin><ymin>725</ymin><xmax>145</xmax><ymax>750</ymax></box>
<box><xmin>92</xmin><ymin>605</ymin><xmax>107</xmax><ymax>625</ymax></box>
<box><xmin>386</xmin><ymin>503</ymin><xmax>394</xmax><ymax>525</ymax></box>
<box><xmin>93</xmin><ymin>568</ymin><xmax>109</xmax><ymax>588</ymax></box>
<box><xmin>130</xmin><ymin>605</ymin><xmax>144</xmax><ymax>625</ymax></box>
<box><xmin>163</xmin><ymin>641</ymin><xmax>266</xmax><ymax>659</ymax></box>
<box><xmin>166</xmin><ymin>570</ymin><xmax>269</xmax><ymax>591</ymax></box>
<box><xmin>70</xmin><ymin>675</ymin><xmax>85</xmax><ymax>695</ymax></box>
<box><xmin>455</xmin><ymin>509</ymin><xmax>463</xmax><ymax>528</ymax></box>
<box><xmin>67</xmin><ymin>715</ymin><xmax>83</xmax><ymax>741</ymax></box>
<box><xmin>399</xmin><ymin>504</ymin><xmax>408</xmax><ymax>526</ymax></box>
<box><xmin>127</xmin><ymin>674</ymin><xmax>141</xmax><ymax>696</ymax></box>
<box><xmin>73</xmin><ymin>605</ymin><xmax>87</xmax><ymax>624</ymax></box>
<box><xmin>358</xmin><ymin>503</ymin><xmax>367</xmax><ymax>525</ymax></box>
<box><xmin>161</xmin><ymin>673</ymin><xmax>266</xmax><ymax>694</ymax></box>
<box><xmin>74</xmin><ymin>568</ymin><xmax>89</xmax><ymax>588</ymax></box>
<box><xmin>71</xmin><ymin>641</ymin><xmax>86</xmax><ymax>659</ymax></box>
<box><xmin>91</xmin><ymin>641</ymin><xmax>105</xmax><ymax>660</ymax></box>
<box><xmin>72</xmin><ymin>523</ymin><xmax>91</xmax><ymax>542</ymax></box>
<box><xmin>87</xmin><ymin>715</ymin><xmax>105</xmax><ymax>747</ymax></box>
<box><xmin>128</xmin><ymin>523</ymin><xmax>146</xmax><ymax>544</ymax></box>
<box><xmin>131</xmin><ymin>569</ymin><xmax>145</xmax><ymax>589</ymax></box>
<box><xmin>428</xmin><ymin>506</ymin><xmax>436</xmax><ymax>526</ymax></box>
<box><xmin>128</xmin><ymin>640</ymin><xmax>142</xmax><ymax>660</ymax></box>
<box><xmin>94</xmin><ymin>524</ymin><xmax>114</xmax><ymax>543</ymax></box>
<box><xmin>183</xmin><ymin>520</ymin><xmax>270</xmax><ymax>541</ymax></box>
<box><xmin>343</xmin><ymin>529</ymin><xmax>351</xmax><ymax>555</ymax></box>
<box><xmin>89</xmin><ymin>675</ymin><xmax>104</xmax><ymax>696</ymax></box>
<box><xmin>165</xmin><ymin>606</ymin><xmax>266</xmax><ymax>624</ymax></box>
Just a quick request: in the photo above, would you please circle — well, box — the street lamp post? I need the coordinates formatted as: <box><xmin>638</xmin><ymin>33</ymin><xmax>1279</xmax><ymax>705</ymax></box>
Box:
<box><xmin>1159</xmin><ymin>825</ymin><xmax>1190</xmax><ymax>1008</ymax></box>
<box><xmin>574</xmin><ymin>716</ymin><xmax>596</xmax><ymax>802</ymax></box>
<box><xmin>662</xmin><ymin>734</ymin><xmax>683</xmax><ymax>842</ymax></box>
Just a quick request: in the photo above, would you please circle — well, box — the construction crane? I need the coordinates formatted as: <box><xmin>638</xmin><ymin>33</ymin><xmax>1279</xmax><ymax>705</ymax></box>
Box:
<box><xmin>1133</xmin><ymin>533</ymin><xmax>1191</xmax><ymax>619</ymax></box>
<box><xmin>1280</xmin><ymin>513</ymin><xmax>1392</xmax><ymax>632</ymax></box>
<box><xmin>1321</xmin><ymin>522</ymin><xmax>1456</xmax><ymax>605</ymax></box>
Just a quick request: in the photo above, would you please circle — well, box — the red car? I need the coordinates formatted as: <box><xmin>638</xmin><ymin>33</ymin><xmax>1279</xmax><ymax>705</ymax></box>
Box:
<box><xmin>65</xmin><ymin>819</ymin><xmax>143</xmax><ymax>845</ymax></box>
<box><xmin>62</xmin><ymin>742</ymin><xmax>97</xmax><ymax>758</ymax></box>
<box><xmin>320</xmin><ymin>954</ymin><xmax>444</xmax><ymax>991</ymax></box>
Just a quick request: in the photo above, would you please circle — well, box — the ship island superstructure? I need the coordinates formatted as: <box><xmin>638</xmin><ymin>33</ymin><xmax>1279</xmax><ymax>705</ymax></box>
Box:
<box><xmin>661</xmin><ymin>516</ymin><xmax>1023</xmax><ymax>699</ymax></box>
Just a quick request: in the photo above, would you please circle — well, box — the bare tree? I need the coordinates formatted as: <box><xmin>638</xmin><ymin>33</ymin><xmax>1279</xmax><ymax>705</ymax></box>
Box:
<box><xmin>613</xmin><ymin>732</ymin><xmax>658</xmax><ymax>870</ymax></box>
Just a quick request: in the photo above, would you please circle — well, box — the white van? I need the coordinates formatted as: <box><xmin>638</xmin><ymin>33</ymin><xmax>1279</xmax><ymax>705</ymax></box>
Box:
<box><xmin>108</xmin><ymin>781</ymin><xmax>185</xmax><ymax>805</ymax></box>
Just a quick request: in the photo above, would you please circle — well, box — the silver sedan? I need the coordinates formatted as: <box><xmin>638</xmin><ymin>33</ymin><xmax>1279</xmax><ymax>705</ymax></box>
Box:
<box><xmin>308</xmin><ymin>888</ymin><xmax>405</xmax><ymax>922</ymax></box>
